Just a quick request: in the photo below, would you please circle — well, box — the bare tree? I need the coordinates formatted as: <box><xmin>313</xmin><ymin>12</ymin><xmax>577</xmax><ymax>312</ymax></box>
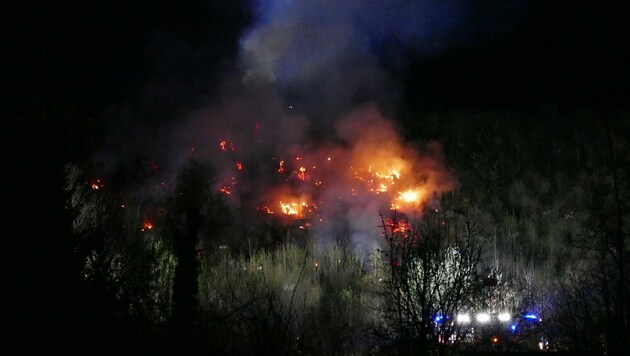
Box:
<box><xmin>375</xmin><ymin>206</ymin><xmax>506</xmax><ymax>355</ymax></box>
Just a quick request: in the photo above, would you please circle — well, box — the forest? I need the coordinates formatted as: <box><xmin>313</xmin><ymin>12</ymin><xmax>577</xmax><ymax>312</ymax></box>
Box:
<box><xmin>52</xmin><ymin>106</ymin><xmax>628</xmax><ymax>355</ymax></box>
<box><xmin>5</xmin><ymin>1</ymin><xmax>629</xmax><ymax>355</ymax></box>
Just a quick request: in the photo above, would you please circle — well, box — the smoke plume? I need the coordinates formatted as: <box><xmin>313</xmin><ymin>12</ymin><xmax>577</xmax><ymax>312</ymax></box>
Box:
<box><xmin>92</xmin><ymin>0</ymin><xmax>528</xmax><ymax>255</ymax></box>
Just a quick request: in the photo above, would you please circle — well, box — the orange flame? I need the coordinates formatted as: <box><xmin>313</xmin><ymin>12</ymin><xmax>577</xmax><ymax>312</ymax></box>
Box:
<box><xmin>90</xmin><ymin>179</ymin><xmax>104</xmax><ymax>190</ymax></box>
<box><xmin>218</xmin><ymin>177</ymin><xmax>237</xmax><ymax>195</ymax></box>
<box><xmin>297</xmin><ymin>166</ymin><xmax>307</xmax><ymax>180</ymax></box>
<box><xmin>279</xmin><ymin>201</ymin><xmax>302</xmax><ymax>216</ymax></box>
<box><xmin>219</xmin><ymin>139</ymin><xmax>235</xmax><ymax>151</ymax></box>
<box><xmin>211</xmin><ymin>105</ymin><xmax>454</xmax><ymax>227</ymax></box>
<box><xmin>384</xmin><ymin>218</ymin><xmax>410</xmax><ymax>234</ymax></box>
<box><xmin>390</xmin><ymin>188</ymin><xmax>424</xmax><ymax>210</ymax></box>
<box><xmin>142</xmin><ymin>221</ymin><xmax>154</xmax><ymax>232</ymax></box>
<box><xmin>277</xmin><ymin>199</ymin><xmax>316</xmax><ymax>218</ymax></box>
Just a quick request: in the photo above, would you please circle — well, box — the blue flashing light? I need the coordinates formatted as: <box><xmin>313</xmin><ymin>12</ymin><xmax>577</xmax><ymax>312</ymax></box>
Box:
<box><xmin>510</xmin><ymin>324</ymin><xmax>518</xmax><ymax>333</ymax></box>
<box><xmin>523</xmin><ymin>313</ymin><xmax>539</xmax><ymax>321</ymax></box>
<box><xmin>434</xmin><ymin>314</ymin><xmax>444</xmax><ymax>323</ymax></box>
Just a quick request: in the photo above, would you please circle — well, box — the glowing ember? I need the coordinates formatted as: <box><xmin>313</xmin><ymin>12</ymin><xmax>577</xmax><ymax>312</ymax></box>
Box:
<box><xmin>236</xmin><ymin>162</ymin><xmax>243</xmax><ymax>171</ymax></box>
<box><xmin>297</xmin><ymin>166</ymin><xmax>307</xmax><ymax>180</ymax></box>
<box><xmin>90</xmin><ymin>179</ymin><xmax>104</xmax><ymax>190</ymax></box>
<box><xmin>219</xmin><ymin>139</ymin><xmax>235</xmax><ymax>151</ymax></box>
<box><xmin>376</xmin><ymin>183</ymin><xmax>387</xmax><ymax>193</ymax></box>
<box><xmin>218</xmin><ymin>177</ymin><xmax>237</xmax><ymax>195</ymax></box>
<box><xmin>142</xmin><ymin>221</ymin><xmax>154</xmax><ymax>232</ymax></box>
<box><xmin>384</xmin><ymin>218</ymin><xmax>410</xmax><ymax>234</ymax></box>
<box><xmin>374</xmin><ymin>169</ymin><xmax>400</xmax><ymax>180</ymax></box>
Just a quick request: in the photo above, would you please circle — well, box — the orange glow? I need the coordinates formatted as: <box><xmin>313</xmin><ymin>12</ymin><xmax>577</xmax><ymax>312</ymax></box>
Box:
<box><xmin>279</xmin><ymin>200</ymin><xmax>315</xmax><ymax>217</ymax></box>
<box><xmin>279</xmin><ymin>201</ymin><xmax>301</xmax><ymax>215</ymax></box>
<box><xmin>390</xmin><ymin>188</ymin><xmax>425</xmax><ymax>210</ymax></box>
<box><xmin>142</xmin><ymin>221</ymin><xmax>154</xmax><ymax>232</ymax></box>
<box><xmin>219</xmin><ymin>139</ymin><xmax>235</xmax><ymax>151</ymax></box>
<box><xmin>90</xmin><ymin>179</ymin><xmax>104</xmax><ymax>190</ymax></box>
<box><xmin>208</xmin><ymin>105</ymin><xmax>454</xmax><ymax>228</ymax></box>
<box><xmin>218</xmin><ymin>177</ymin><xmax>237</xmax><ymax>195</ymax></box>
<box><xmin>297</xmin><ymin>166</ymin><xmax>307</xmax><ymax>180</ymax></box>
<box><xmin>384</xmin><ymin>218</ymin><xmax>410</xmax><ymax>234</ymax></box>
<box><xmin>397</xmin><ymin>188</ymin><xmax>423</xmax><ymax>205</ymax></box>
<box><xmin>374</xmin><ymin>169</ymin><xmax>400</xmax><ymax>180</ymax></box>
<box><xmin>262</xmin><ymin>188</ymin><xmax>318</xmax><ymax>219</ymax></box>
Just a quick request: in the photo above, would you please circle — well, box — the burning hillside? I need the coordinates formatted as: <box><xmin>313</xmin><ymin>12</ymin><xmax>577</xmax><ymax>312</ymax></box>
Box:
<box><xmin>174</xmin><ymin>102</ymin><xmax>456</xmax><ymax>250</ymax></box>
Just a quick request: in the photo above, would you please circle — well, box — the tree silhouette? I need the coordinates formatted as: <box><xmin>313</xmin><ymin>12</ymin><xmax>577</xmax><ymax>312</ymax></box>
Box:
<box><xmin>166</xmin><ymin>158</ymin><xmax>211</xmax><ymax>352</ymax></box>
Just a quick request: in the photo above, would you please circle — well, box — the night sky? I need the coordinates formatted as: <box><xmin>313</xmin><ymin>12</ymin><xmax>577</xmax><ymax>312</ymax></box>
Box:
<box><xmin>4</xmin><ymin>0</ymin><xmax>629</xmax><ymax>350</ymax></box>
<box><xmin>6</xmin><ymin>1</ymin><xmax>629</xmax><ymax>111</ymax></box>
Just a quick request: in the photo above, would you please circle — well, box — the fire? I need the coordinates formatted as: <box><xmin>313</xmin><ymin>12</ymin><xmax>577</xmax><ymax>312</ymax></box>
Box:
<box><xmin>277</xmin><ymin>199</ymin><xmax>317</xmax><ymax>218</ymax></box>
<box><xmin>90</xmin><ymin>179</ymin><xmax>104</xmax><ymax>190</ymax></box>
<box><xmin>374</xmin><ymin>168</ymin><xmax>401</xmax><ymax>180</ymax></box>
<box><xmin>206</xmin><ymin>105</ymin><xmax>454</xmax><ymax>230</ymax></box>
<box><xmin>218</xmin><ymin>177</ymin><xmax>237</xmax><ymax>195</ymax></box>
<box><xmin>396</xmin><ymin>188</ymin><xmax>424</xmax><ymax>205</ymax></box>
<box><xmin>249</xmin><ymin>144</ymin><xmax>445</xmax><ymax>221</ymax></box>
<box><xmin>384</xmin><ymin>218</ymin><xmax>410</xmax><ymax>234</ymax></box>
<box><xmin>219</xmin><ymin>139</ymin><xmax>235</xmax><ymax>151</ymax></box>
<box><xmin>279</xmin><ymin>201</ymin><xmax>301</xmax><ymax>215</ymax></box>
<box><xmin>297</xmin><ymin>166</ymin><xmax>307</xmax><ymax>180</ymax></box>
<box><xmin>142</xmin><ymin>221</ymin><xmax>154</xmax><ymax>232</ymax></box>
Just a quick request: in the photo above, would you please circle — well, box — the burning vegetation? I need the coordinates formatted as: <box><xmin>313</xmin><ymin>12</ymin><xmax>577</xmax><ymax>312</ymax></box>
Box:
<box><xmin>202</xmin><ymin>104</ymin><xmax>455</xmax><ymax>236</ymax></box>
